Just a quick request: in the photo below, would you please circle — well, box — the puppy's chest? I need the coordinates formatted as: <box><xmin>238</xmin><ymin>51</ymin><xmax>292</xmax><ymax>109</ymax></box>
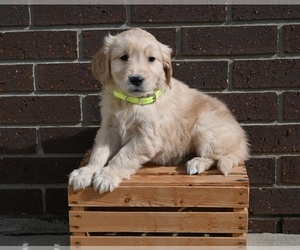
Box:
<box><xmin>112</xmin><ymin>113</ymin><xmax>142</xmax><ymax>143</ymax></box>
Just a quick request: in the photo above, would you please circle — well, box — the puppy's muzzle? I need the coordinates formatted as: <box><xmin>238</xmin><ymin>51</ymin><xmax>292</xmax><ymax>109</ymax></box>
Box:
<box><xmin>129</xmin><ymin>75</ymin><xmax>144</xmax><ymax>86</ymax></box>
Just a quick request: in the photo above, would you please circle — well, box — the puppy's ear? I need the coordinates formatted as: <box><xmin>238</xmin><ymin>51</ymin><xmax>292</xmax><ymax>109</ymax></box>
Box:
<box><xmin>91</xmin><ymin>34</ymin><xmax>114</xmax><ymax>85</ymax></box>
<box><xmin>160</xmin><ymin>43</ymin><xmax>173</xmax><ymax>88</ymax></box>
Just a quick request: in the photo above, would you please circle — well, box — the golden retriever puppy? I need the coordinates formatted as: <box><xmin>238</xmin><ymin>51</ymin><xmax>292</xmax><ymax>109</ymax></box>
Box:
<box><xmin>69</xmin><ymin>28</ymin><xmax>249</xmax><ymax>193</ymax></box>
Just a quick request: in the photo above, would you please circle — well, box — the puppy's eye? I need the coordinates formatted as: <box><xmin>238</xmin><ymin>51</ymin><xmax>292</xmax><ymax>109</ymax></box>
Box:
<box><xmin>148</xmin><ymin>57</ymin><xmax>156</xmax><ymax>62</ymax></box>
<box><xmin>120</xmin><ymin>55</ymin><xmax>129</xmax><ymax>61</ymax></box>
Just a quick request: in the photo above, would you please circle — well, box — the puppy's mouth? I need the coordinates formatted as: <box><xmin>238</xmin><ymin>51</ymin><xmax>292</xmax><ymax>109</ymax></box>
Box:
<box><xmin>127</xmin><ymin>87</ymin><xmax>149</xmax><ymax>96</ymax></box>
<box><xmin>131</xmin><ymin>88</ymin><xmax>143</xmax><ymax>93</ymax></box>
<box><xmin>123</xmin><ymin>88</ymin><xmax>158</xmax><ymax>99</ymax></box>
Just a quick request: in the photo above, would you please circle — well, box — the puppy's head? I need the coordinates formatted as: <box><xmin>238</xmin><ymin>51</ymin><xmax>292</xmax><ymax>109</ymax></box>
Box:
<box><xmin>92</xmin><ymin>28</ymin><xmax>173</xmax><ymax>96</ymax></box>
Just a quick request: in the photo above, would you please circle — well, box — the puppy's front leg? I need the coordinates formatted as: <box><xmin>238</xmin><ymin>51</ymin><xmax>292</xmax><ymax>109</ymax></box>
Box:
<box><xmin>69</xmin><ymin>125</ymin><xmax>121</xmax><ymax>190</ymax></box>
<box><xmin>93</xmin><ymin>135</ymin><xmax>157</xmax><ymax>193</ymax></box>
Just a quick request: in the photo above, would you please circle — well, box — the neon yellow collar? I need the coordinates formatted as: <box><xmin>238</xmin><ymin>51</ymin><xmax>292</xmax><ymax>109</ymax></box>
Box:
<box><xmin>113</xmin><ymin>89</ymin><xmax>162</xmax><ymax>105</ymax></box>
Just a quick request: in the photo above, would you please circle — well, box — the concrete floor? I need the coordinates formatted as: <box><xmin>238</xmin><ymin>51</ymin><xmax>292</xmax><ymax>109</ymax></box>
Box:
<box><xmin>248</xmin><ymin>233</ymin><xmax>300</xmax><ymax>246</ymax></box>
<box><xmin>0</xmin><ymin>234</ymin><xmax>300</xmax><ymax>247</ymax></box>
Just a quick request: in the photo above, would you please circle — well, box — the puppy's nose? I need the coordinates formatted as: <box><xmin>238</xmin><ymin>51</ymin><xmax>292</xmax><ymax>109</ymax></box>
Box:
<box><xmin>129</xmin><ymin>75</ymin><xmax>144</xmax><ymax>86</ymax></box>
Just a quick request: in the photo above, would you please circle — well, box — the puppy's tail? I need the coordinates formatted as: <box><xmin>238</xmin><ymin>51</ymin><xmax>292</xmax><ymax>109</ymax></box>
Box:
<box><xmin>217</xmin><ymin>154</ymin><xmax>240</xmax><ymax>176</ymax></box>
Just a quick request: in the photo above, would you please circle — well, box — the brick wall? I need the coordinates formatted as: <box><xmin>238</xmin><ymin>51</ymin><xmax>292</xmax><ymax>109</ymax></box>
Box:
<box><xmin>0</xmin><ymin>5</ymin><xmax>300</xmax><ymax>235</ymax></box>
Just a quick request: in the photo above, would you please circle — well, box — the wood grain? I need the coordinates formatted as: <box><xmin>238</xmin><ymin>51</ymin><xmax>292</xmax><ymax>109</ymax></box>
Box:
<box><xmin>68</xmin><ymin>186</ymin><xmax>249</xmax><ymax>208</ymax></box>
<box><xmin>69</xmin><ymin>211</ymin><xmax>248</xmax><ymax>233</ymax></box>
<box><xmin>71</xmin><ymin>235</ymin><xmax>247</xmax><ymax>246</ymax></box>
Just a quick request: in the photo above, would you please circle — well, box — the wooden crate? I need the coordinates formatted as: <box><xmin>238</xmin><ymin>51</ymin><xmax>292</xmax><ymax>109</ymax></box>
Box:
<box><xmin>68</xmin><ymin>161</ymin><xmax>249</xmax><ymax>247</ymax></box>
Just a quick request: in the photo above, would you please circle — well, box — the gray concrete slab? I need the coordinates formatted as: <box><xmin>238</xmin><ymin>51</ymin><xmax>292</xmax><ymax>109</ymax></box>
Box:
<box><xmin>0</xmin><ymin>235</ymin><xmax>70</xmax><ymax>246</ymax></box>
<box><xmin>0</xmin><ymin>234</ymin><xmax>300</xmax><ymax>247</ymax></box>
<box><xmin>248</xmin><ymin>233</ymin><xmax>300</xmax><ymax>246</ymax></box>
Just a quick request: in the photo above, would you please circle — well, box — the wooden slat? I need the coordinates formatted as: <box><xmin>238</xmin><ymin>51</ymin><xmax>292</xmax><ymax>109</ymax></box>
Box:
<box><xmin>67</xmin><ymin>174</ymin><xmax>248</xmax><ymax>190</ymax></box>
<box><xmin>71</xmin><ymin>236</ymin><xmax>247</xmax><ymax>246</ymax></box>
<box><xmin>68</xmin><ymin>186</ymin><xmax>249</xmax><ymax>208</ymax></box>
<box><xmin>136</xmin><ymin>164</ymin><xmax>246</xmax><ymax>176</ymax></box>
<box><xmin>69</xmin><ymin>211</ymin><xmax>247</xmax><ymax>233</ymax></box>
<box><xmin>120</xmin><ymin>174</ymin><xmax>248</xmax><ymax>187</ymax></box>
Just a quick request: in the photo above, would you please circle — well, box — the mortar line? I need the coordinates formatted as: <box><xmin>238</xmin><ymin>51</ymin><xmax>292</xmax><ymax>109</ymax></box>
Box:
<box><xmin>124</xmin><ymin>4</ymin><xmax>132</xmax><ymax>28</ymax></box>
<box><xmin>227</xmin><ymin>59</ymin><xmax>233</xmax><ymax>91</ymax></box>
<box><xmin>278</xmin><ymin>92</ymin><xmax>285</xmax><ymax>123</ymax></box>
<box><xmin>76</xmin><ymin>29</ymin><xmax>82</xmax><ymax>61</ymax></box>
<box><xmin>1</xmin><ymin>152</ymin><xmax>300</xmax><ymax>159</ymax></box>
<box><xmin>0</xmin><ymin>184</ymin><xmax>68</xmax><ymax>189</ymax></box>
<box><xmin>0</xmin><ymin>153</ymin><xmax>86</xmax><ymax>158</ymax></box>
<box><xmin>41</xmin><ymin>187</ymin><xmax>47</xmax><ymax>215</ymax></box>
<box><xmin>4</xmin><ymin>21</ymin><xmax>300</xmax><ymax>33</ymax></box>
<box><xmin>275</xmin><ymin>157</ymin><xmax>282</xmax><ymax>186</ymax></box>
<box><xmin>36</xmin><ymin>127</ymin><xmax>44</xmax><ymax>155</ymax></box>
<box><xmin>28</xmin><ymin>5</ymin><xmax>33</xmax><ymax>27</ymax></box>
<box><xmin>32</xmin><ymin>63</ymin><xmax>38</xmax><ymax>92</ymax></box>
<box><xmin>225</xmin><ymin>4</ymin><xmax>232</xmax><ymax>24</ymax></box>
<box><xmin>1</xmin><ymin>55</ymin><xmax>300</xmax><ymax>65</ymax></box>
<box><xmin>79</xmin><ymin>95</ymin><xmax>86</xmax><ymax>126</ymax></box>
<box><xmin>277</xmin><ymin>23</ymin><xmax>285</xmax><ymax>55</ymax></box>
<box><xmin>175</xmin><ymin>27</ymin><xmax>183</xmax><ymax>57</ymax></box>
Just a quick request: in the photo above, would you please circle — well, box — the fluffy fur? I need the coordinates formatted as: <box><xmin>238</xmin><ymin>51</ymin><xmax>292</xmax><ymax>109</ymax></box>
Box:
<box><xmin>69</xmin><ymin>28</ymin><xmax>249</xmax><ymax>193</ymax></box>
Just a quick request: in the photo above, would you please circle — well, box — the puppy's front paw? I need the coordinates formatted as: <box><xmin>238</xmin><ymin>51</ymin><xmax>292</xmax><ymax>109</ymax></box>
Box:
<box><xmin>92</xmin><ymin>167</ymin><xmax>123</xmax><ymax>194</ymax></box>
<box><xmin>69</xmin><ymin>165</ymin><xmax>96</xmax><ymax>190</ymax></box>
<box><xmin>186</xmin><ymin>157</ymin><xmax>214</xmax><ymax>175</ymax></box>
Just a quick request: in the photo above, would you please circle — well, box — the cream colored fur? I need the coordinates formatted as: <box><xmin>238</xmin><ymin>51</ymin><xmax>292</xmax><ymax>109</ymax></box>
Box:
<box><xmin>69</xmin><ymin>28</ymin><xmax>249</xmax><ymax>193</ymax></box>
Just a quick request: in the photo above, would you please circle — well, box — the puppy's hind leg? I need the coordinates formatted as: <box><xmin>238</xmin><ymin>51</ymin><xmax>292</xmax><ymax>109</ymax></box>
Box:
<box><xmin>186</xmin><ymin>157</ymin><xmax>215</xmax><ymax>175</ymax></box>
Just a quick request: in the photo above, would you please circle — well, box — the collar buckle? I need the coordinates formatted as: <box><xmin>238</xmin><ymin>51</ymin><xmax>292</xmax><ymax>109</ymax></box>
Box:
<box><xmin>152</xmin><ymin>93</ymin><xmax>157</xmax><ymax>103</ymax></box>
<box><xmin>138</xmin><ymin>97</ymin><xmax>143</xmax><ymax>106</ymax></box>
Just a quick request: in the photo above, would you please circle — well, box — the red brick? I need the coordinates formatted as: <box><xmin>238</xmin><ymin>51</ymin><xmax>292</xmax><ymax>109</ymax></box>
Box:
<box><xmin>284</xmin><ymin>91</ymin><xmax>300</xmax><ymax>120</ymax></box>
<box><xmin>182</xmin><ymin>26</ymin><xmax>277</xmax><ymax>56</ymax></box>
<box><xmin>0</xmin><ymin>128</ymin><xmax>36</xmax><ymax>154</ymax></box>
<box><xmin>146</xmin><ymin>28</ymin><xmax>177</xmax><ymax>55</ymax></box>
<box><xmin>131</xmin><ymin>5</ymin><xmax>226</xmax><ymax>23</ymax></box>
<box><xmin>282</xmin><ymin>218</ymin><xmax>300</xmax><ymax>234</ymax></box>
<box><xmin>83</xmin><ymin>28</ymin><xmax>176</xmax><ymax>58</ymax></box>
<box><xmin>233</xmin><ymin>5</ymin><xmax>300</xmax><ymax>20</ymax></box>
<box><xmin>46</xmin><ymin>189</ymin><xmax>68</xmax><ymax>214</ymax></box>
<box><xmin>0</xmin><ymin>65</ymin><xmax>33</xmax><ymax>92</ymax></box>
<box><xmin>0</xmin><ymin>31</ymin><xmax>77</xmax><ymax>60</ymax></box>
<box><xmin>284</xmin><ymin>25</ymin><xmax>300</xmax><ymax>53</ymax></box>
<box><xmin>37</xmin><ymin>63</ymin><xmax>100</xmax><ymax>92</ymax></box>
<box><xmin>248</xmin><ymin>218</ymin><xmax>278</xmax><ymax>233</ymax></box>
<box><xmin>40</xmin><ymin>127</ymin><xmax>97</xmax><ymax>154</ymax></box>
<box><xmin>250</xmin><ymin>188</ymin><xmax>300</xmax><ymax>215</ymax></box>
<box><xmin>33</xmin><ymin>5</ymin><xmax>126</xmax><ymax>26</ymax></box>
<box><xmin>281</xmin><ymin>156</ymin><xmax>300</xmax><ymax>184</ymax></box>
<box><xmin>83</xmin><ymin>30</ymin><xmax>111</xmax><ymax>58</ymax></box>
<box><xmin>233</xmin><ymin>59</ymin><xmax>300</xmax><ymax>89</ymax></box>
<box><xmin>0</xmin><ymin>189</ymin><xmax>42</xmax><ymax>214</ymax></box>
<box><xmin>0</xmin><ymin>157</ymin><xmax>81</xmax><ymax>184</ymax></box>
<box><xmin>213</xmin><ymin>93</ymin><xmax>278</xmax><ymax>122</ymax></box>
<box><xmin>0</xmin><ymin>5</ymin><xmax>29</xmax><ymax>26</ymax></box>
<box><xmin>245</xmin><ymin>125</ymin><xmax>300</xmax><ymax>153</ymax></box>
<box><xmin>0</xmin><ymin>96</ymin><xmax>81</xmax><ymax>124</ymax></box>
<box><xmin>173</xmin><ymin>61</ymin><xmax>228</xmax><ymax>90</ymax></box>
<box><xmin>246</xmin><ymin>158</ymin><xmax>276</xmax><ymax>185</ymax></box>
<box><xmin>85</xmin><ymin>95</ymin><xmax>101</xmax><ymax>124</ymax></box>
